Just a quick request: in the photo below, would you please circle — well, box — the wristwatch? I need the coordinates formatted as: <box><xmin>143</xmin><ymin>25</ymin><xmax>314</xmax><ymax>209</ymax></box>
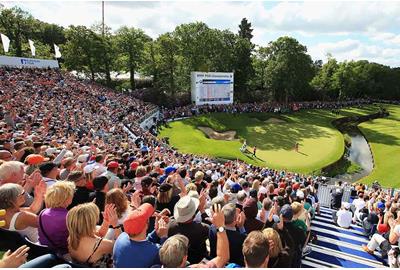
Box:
<box><xmin>217</xmin><ymin>226</ymin><xmax>225</xmax><ymax>233</ymax></box>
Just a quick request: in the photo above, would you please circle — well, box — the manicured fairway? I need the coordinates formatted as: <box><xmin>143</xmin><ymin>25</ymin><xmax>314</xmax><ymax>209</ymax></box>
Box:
<box><xmin>159</xmin><ymin>110</ymin><xmax>345</xmax><ymax>174</ymax></box>
<box><xmin>357</xmin><ymin>105</ymin><xmax>400</xmax><ymax>187</ymax></box>
<box><xmin>159</xmin><ymin>104</ymin><xmax>400</xmax><ymax>186</ymax></box>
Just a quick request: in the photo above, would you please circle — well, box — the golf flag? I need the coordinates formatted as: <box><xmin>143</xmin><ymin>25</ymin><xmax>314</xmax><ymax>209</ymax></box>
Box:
<box><xmin>54</xmin><ymin>44</ymin><xmax>61</xmax><ymax>58</ymax></box>
<box><xmin>28</xmin><ymin>39</ymin><xmax>35</xmax><ymax>56</ymax></box>
<box><xmin>0</xmin><ymin>33</ymin><xmax>10</xmax><ymax>53</ymax></box>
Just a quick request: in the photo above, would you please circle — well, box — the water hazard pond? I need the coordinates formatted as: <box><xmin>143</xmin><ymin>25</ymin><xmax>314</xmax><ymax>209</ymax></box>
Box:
<box><xmin>323</xmin><ymin>112</ymin><xmax>385</xmax><ymax>184</ymax></box>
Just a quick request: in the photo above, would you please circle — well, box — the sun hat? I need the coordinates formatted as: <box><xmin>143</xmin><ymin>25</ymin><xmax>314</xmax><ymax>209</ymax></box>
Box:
<box><xmin>188</xmin><ymin>190</ymin><xmax>199</xmax><ymax>199</ymax></box>
<box><xmin>124</xmin><ymin>203</ymin><xmax>154</xmax><ymax>235</ymax></box>
<box><xmin>77</xmin><ymin>154</ymin><xmax>89</xmax><ymax>163</ymax></box>
<box><xmin>45</xmin><ymin>147</ymin><xmax>60</xmax><ymax>156</ymax></box>
<box><xmin>174</xmin><ymin>196</ymin><xmax>200</xmax><ymax>223</ymax></box>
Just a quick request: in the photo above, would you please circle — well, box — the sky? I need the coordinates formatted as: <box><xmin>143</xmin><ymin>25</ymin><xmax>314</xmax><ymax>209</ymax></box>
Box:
<box><xmin>2</xmin><ymin>0</ymin><xmax>400</xmax><ymax>67</ymax></box>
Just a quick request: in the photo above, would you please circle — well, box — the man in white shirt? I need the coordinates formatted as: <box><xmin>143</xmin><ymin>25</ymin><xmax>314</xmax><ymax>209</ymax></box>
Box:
<box><xmin>335</xmin><ymin>202</ymin><xmax>353</xmax><ymax>229</ymax></box>
<box><xmin>352</xmin><ymin>193</ymin><xmax>366</xmax><ymax>222</ymax></box>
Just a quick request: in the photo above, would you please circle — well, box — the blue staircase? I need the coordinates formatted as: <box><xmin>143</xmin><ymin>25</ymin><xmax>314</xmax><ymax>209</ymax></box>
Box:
<box><xmin>302</xmin><ymin>206</ymin><xmax>388</xmax><ymax>268</ymax></box>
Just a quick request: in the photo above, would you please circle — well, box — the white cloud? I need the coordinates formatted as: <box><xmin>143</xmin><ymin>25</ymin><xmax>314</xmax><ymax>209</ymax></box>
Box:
<box><xmin>2</xmin><ymin>1</ymin><xmax>400</xmax><ymax>67</ymax></box>
<box><xmin>309</xmin><ymin>39</ymin><xmax>400</xmax><ymax>66</ymax></box>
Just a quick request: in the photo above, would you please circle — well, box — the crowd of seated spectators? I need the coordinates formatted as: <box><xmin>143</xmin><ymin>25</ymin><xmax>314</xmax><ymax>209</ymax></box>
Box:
<box><xmin>0</xmin><ymin>67</ymin><xmax>398</xmax><ymax>268</ymax></box>
<box><xmin>329</xmin><ymin>181</ymin><xmax>400</xmax><ymax>267</ymax></box>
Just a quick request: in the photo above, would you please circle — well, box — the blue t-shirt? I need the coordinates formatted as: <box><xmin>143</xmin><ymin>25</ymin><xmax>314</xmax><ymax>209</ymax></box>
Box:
<box><xmin>113</xmin><ymin>232</ymin><xmax>161</xmax><ymax>268</ymax></box>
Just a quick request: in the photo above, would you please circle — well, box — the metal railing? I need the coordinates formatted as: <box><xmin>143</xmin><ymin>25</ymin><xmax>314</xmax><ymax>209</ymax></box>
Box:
<box><xmin>317</xmin><ymin>184</ymin><xmax>353</xmax><ymax>207</ymax></box>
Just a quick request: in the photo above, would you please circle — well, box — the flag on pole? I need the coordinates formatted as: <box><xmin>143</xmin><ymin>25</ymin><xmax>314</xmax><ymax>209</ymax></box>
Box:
<box><xmin>54</xmin><ymin>44</ymin><xmax>61</xmax><ymax>58</ymax></box>
<box><xmin>28</xmin><ymin>39</ymin><xmax>35</xmax><ymax>56</ymax></box>
<box><xmin>0</xmin><ymin>33</ymin><xmax>10</xmax><ymax>53</ymax></box>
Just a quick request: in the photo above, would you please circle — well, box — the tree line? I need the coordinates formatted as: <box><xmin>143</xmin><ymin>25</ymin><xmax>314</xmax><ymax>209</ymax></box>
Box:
<box><xmin>1</xmin><ymin>6</ymin><xmax>400</xmax><ymax>106</ymax></box>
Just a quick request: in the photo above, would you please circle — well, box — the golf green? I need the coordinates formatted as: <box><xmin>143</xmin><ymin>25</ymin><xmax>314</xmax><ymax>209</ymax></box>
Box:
<box><xmin>158</xmin><ymin>105</ymin><xmax>400</xmax><ymax>187</ymax></box>
<box><xmin>159</xmin><ymin>110</ymin><xmax>345</xmax><ymax>174</ymax></box>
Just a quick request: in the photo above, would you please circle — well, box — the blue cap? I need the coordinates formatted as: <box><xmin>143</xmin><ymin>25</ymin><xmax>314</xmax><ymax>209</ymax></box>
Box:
<box><xmin>164</xmin><ymin>166</ymin><xmax>176</xmax><ymax>175</ymax></box>
<box><xmin>377</xmin><ymin>201</ymin><xmax>385</xmax><ymax>210</ymax></box>
<box><xmin>230</xmin><ymin>183</ymin><xmax>242</xmax><ymax>193</ymax></box>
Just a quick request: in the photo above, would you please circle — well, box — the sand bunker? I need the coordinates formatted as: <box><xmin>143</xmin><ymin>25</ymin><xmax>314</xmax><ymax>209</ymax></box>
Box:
<box><xmin>265</xmin><ymin>118</ymin><xmax>287</xmax><ymax>124</ymax></box>
<box><xmin>198</xmin><ymin>126</ymin><xmax>236</xmax><ymax>141</ymax></box>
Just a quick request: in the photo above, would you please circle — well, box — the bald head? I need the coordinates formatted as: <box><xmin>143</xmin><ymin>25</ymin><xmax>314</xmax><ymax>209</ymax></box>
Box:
<box><xmin>0</xmin><ymin>150</ymin><xmax>13</xmax><ymax>162</ymax></box>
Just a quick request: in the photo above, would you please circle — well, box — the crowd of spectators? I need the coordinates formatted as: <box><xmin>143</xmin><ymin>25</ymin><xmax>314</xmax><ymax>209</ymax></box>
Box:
<box><xmin>160</xmin><ymin>99</ymin><xmax>372</xmax><ymax>122</ymax></box>
<box><xmin>329</xmin><ymin>182</ymin><xmax>400</xmax><ymax>267</ymax></box>
<box><xmin>0</xmin><ymin>67</ymin><xmax>398</xmax><ymax>268</ymax></box>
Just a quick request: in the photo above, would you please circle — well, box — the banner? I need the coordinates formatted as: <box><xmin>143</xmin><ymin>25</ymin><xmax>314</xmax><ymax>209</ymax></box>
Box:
<box><xmin>28</xmin><ymin>39</ymin><xmax>36</xmax><ymax>56</ymax></box>
<box><xmin>0</xmin><ymin>55</ymin><xmax>59</xmax><ymax>68</ymax></box>
<box><xmin>0</xmin><ymin>33</ymin><xmax>10</xmax><ymax>53</ymax></box>
<box><xmin>54</xmin><ymin>44</ymin><xmax>61</xmax><ymax>58</ymax></box>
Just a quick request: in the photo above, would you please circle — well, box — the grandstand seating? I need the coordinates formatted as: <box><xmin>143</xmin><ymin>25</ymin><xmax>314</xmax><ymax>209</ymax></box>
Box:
<box><xmin>303</xmin><ymin>206</ymin><xmax>388</xmax><ymax>268</ymax></box>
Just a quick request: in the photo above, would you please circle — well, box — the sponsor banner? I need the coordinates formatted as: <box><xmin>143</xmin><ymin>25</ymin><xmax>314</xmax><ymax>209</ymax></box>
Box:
<box><xmin>0</xmin><ymin>55</ymin><xmax>59</xmax><ymax>68</ymax></box>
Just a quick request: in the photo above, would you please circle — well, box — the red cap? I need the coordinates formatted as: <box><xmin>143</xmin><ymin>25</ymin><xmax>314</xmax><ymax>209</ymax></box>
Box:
<box><xmin>123</xmin><ymin>203</ymin><xmax>154</xmax><ymax>235</ymax></box>
<box><xmin>107</xmin><ymin>161</ymin><xmax>119</xmax><ymax>169</ymax></box>
<box><xmin>130</xmin><ymin>161</ymin><xmax>139</xmax><ymax>170</ymax></box>
<box><xmin>279</xmin><ymin>182</ymin><xmax>286</xmax><ymax>189</ymax></box>
<box><xmin>25</xmin><ymin>154</ymin><xmax>49</xmax><ymax>165</ymax></box>
<box><xmin>292</xmin><ymin>183</ymin><xmax>300</xmax><ymax>190</ymax></box>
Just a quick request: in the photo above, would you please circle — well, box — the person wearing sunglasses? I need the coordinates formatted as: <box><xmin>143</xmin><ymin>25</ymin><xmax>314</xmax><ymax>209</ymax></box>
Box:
<box><xmin>0</xmin><ymin>182</ymin><xmax>46</xmax><ymax>242</ymax></box>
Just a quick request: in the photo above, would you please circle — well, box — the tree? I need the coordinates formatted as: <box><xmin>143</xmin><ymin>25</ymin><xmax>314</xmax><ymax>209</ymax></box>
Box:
<box><xmin>115</xmin><ymin>26</ymin><xmax>151</xmax><ymax>90</ymax></box>
<box><xmin>234</xmin><ymin>18</ymin><xmax>255</xmax><ymax>101</ymax></box>
<box><xmin>238</xmin><ymin>18</ymin><xmax>253</xmax><ymax>40</ymax></box>
<box><xmin>264</xmin><ymin>36</ymin><xmax>314</xmax><ymax>103</ymax></box>
<box><xmin>0</xmin><ymin>7</ymin><xmax>37</xmax><ymax>56</ymax></box>
<box><xmin>154</xmin><ymin>33</ymin><xmax>180</xmax><ymax>96</ymax></box>
<box><xmin>311</xmin><ymin>56</ymin><xmax>339</xmax><ymax>100</ymax></box>
<box><xmin>251</xmin><ymin>46</ymin><xmax>270</xmax><ymax>95</ymax></box>
<box><xmin>63</xmin><ymin>26</ymin><xmax>101</xmax><ymax>81</ymax></box>
<box><xmin>91</xmin><ymin>23</ymin><xmax>117</xmax><ymax>87</ymax></box>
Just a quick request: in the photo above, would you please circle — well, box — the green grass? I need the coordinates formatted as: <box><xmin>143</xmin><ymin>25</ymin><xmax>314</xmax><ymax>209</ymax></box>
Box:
<box><xmin>324</xmin><ymin>158</ymin><xmax>362</xmax><ymax>177</ymax></box>
<box><xmin>357</xmin><ymin>104</ymin><xmax>400</xmax><ymax>188</ymax></box>
<box><xmin>160</xmin><ymin>110</ymin><xmax>347</xmax><ymax>174</ymax></box>
<box><xmin>159</xmin><ymin>104</ymin><xmax>400</xmax><ymax>187</ymax></box>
